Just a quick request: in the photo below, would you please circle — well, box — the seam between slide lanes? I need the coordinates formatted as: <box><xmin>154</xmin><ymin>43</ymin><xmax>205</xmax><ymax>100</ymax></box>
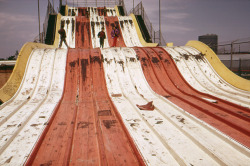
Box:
<box><xmin>127</xmin><ymin>47</ymin><xmax>250</xmax><ymax>165</ymax></box>
<box><xmin>176</xmin><ymin>46</ymin><xmax>250</xmax><ymax>107</ymax></box>
<box><xmin>0</xmin><ymin>49</ymin><xmax>57</xmax><ymax>164</ymax></box>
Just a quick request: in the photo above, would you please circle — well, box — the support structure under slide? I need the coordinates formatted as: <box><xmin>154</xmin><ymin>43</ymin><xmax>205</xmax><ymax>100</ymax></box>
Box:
<box><xmin>101</xmin><ymin>47</ymin><xmax>250</xmax><ymax>165</ymax></box>
<box><xmin>0</xmin><ymin>49</ymin><xmax>67</xmax><ymax>165</ymax></box>
<box><xmin>26</xmin><ymin>48</ymin><xmax>144</xmax><ymax>166</ymax></box>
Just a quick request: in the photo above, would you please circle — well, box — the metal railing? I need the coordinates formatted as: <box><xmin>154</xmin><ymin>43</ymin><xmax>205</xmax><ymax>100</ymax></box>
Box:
<box><xmin>34</xmin><ymin>0</ymin><xmax>56</xmax><ymax>43</ymax></box>
<box><xmin>129</xmin><ymin>1</ymin><xmax>166</xmax><ymax>45</ymax></box>
<box><xmin>221</xmin><ymin>59</ymin><xmax>250</xmax><ymax>79</ymax></box>
<box><xmin>65</xmin><ymin>0</ymin><xmax>125</xmax><ymax>8</ymax></box>
<box><xmin>218</xmin><ymin>40</ymin><xmax>250</xmax><ymax>54</ymax></box>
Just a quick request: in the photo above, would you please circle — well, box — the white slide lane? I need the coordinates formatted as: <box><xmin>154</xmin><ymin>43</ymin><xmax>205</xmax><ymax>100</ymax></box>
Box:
<box><xmin>118</xmin><ymin>16</ymin><xmax>143</xmax><ymax>47</ymax></box>
<box><xmin>89</xmin><ymin>7</ymin><xmax>109</xmax><ymax>48</ymax></box>
<box><xmin>0</xmin><ymin>49</ymin><xmax>67</xmax><ymax>165</ymax></box>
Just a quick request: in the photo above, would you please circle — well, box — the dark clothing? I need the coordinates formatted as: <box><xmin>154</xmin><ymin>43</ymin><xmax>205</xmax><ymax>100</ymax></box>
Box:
<box><xmin>98</xmin><ymin>31</ymin><xmax>106</xmax><ymax>48</ymax></box>
<box><xmin>58</xmin><ymin>28</ymin><xmax>66</xmax><ymax>39</ymax></box>
<box><xmin>58</xmin><ymin>28</ymin><xmax>69</xmax><ymax>48</ymax></box>
<box><xmin>111</xmin><ymin>28</ymin><xmax>119</xmax><ymax>47</ymax></box>
<box><xmin>111</xmin><ymin>28</ymin><xmax>120</xmax><ymax>38</ymax></box>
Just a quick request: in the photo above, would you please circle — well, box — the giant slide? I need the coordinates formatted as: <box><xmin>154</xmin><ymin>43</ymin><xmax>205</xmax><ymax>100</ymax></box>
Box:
<box><xmin>0</xmin><ymin>4</ymin><xmax>249</xmax><ymax>166</ymax></box>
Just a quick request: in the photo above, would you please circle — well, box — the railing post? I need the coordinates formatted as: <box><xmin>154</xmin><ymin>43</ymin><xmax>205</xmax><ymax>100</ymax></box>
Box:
<box><xmin>38</xmin><ymin>0</ymin><xmax>41</xmax><ymax>43</ymax></box>
<box><xmin>230</xmin><ymin>42</ymin><xmax>233</xmax><ymax>70</ymax></box>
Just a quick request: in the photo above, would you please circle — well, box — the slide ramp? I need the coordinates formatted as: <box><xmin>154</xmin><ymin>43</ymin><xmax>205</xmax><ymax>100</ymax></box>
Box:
<box><xmin>0</xmin><ymin>49</ymin><xmax>67</xmax><ymax>165</ymax></box>
<box><xmin>134</xmin><ymin>47</ymin><xmax>250</xmax><ymax>148</ymax></box>
<box><xmin>75</xmin><ymin>16</ymin><xmax>92</xmax><ymax>48</ymax></box>
<box><xmin>164</xmin><ymin>46</ymin><xmax>250</xmax><ymax>108</ymax></box>
<box><xmin>101</xmin><ymin>47</ymin><xmax>250</xmax><ymax>165</ymax></box>
<box><xmin>26</xmin><ymin>48</ymin><xmax>144</xmax><ymax>165</ymax></box>
<box><xmin>186</xmin><ymin>40</ymin><xmax>250</xmax><ymax>91</ymax></box>
<box><xmin>118</xmin><ymin>16</ymin><xmax>143</xmax><ymax>47</ymax></box>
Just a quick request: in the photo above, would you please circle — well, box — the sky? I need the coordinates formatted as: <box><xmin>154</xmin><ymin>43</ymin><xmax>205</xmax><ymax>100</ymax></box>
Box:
<box><xmin>0</xmin><ymin>0</ymin><xmax>250</xmax><ymax>59</ymax></box>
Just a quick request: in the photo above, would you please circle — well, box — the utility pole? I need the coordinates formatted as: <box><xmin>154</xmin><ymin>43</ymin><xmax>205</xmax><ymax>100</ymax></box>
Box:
<box><xmin>38</xmin><ymin>0</ymin><xmax>41</xmax><ymax>42</ymax></box>
<box><xmin>133</xmin><ymin>0</ymin><xmax>134</xmax><ymax>14</ymax></box>
<box><xmin>53</xmin><ymin>0</ymin><xmax>54</xmax><ymax>11</ymax></box>
<box><xmin>159</xmin><ymin>0</ymin><xmax>161</xmax><ymax>45</ymax></box>
<box><xmin>230</xmin><ymin>42</ymin><xmax>233</xmax><ymax>70</ymax></box>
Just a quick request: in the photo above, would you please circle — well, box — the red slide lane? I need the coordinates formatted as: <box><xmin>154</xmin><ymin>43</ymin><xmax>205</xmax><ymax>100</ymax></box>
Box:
<box><xmin>104</xmin><ymin>16</ymin><xmax>126</xmax><ymax>47</ymax></box>
<box><xmin>75</xmin><ymin>16</ymin><xmax>92</xmax><ymax>49</ymax></box>
<box><xmin>134</xmin><ymin>47</ymin><xmax>250</xmax><ymax>148</ymax></box>
<box><xmin>26</xmin><ymin>49</ymin><xmax>144</xmax><ymax>165</ymax></box>
<box><xmin>78</xmin><ymin>7</ymin><xmax>88</xmax><ymax>17</ymax></box>
<box><xmin>97</xmin><ymin>7</ymin><xmax>106</xmax><ymax>16</ymax></box>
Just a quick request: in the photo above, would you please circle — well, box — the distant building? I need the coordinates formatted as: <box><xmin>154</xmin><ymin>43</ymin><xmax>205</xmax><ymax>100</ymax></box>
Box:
<box><xmin>198</xmin><ymin>34</ymin><xmax>218</xmax><ymax>54</ymax></box>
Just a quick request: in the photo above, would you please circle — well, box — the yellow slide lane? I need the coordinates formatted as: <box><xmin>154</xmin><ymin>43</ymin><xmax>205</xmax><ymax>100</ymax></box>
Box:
<box><xmin>0</xmin><ymin>14</ymin><xmax>62</xmax><ymax>103</ymax></box>
<box><xmin>186</xmin><ymin>40</ymin><xmax>250</xmax><ymax>91</ymax></box>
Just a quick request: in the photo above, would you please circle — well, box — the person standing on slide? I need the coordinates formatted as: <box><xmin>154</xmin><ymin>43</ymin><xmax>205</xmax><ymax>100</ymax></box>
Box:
<box><xmin>111</xmin><ymin>26</ymin><xmax>119</xmax><ymax>47</ymax></box>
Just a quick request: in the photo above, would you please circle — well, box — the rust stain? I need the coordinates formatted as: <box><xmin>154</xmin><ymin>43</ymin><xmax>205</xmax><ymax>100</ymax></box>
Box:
<box><xmin>103</xmin><ymin>120</ymin><xmax>117</xmax><ymax>129</ymax></box>
<box><xmin>151</xmin><ymin>57</ymin><xmax>159</xmax><ymax>63</ymax></box>
<box><xmin>81</xmin><ymin>59</ymin><xmax>89</xmax><ymax>82</ymax></box>
<box><xmin>98</xmin><ymin>110</ymin><xmax>112</xmax><ymax>116</ymax></box>
<box><xmin>77</xmin><ymin>121</ymin><xmax>93</xmax><ymax>129</ymax></box>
